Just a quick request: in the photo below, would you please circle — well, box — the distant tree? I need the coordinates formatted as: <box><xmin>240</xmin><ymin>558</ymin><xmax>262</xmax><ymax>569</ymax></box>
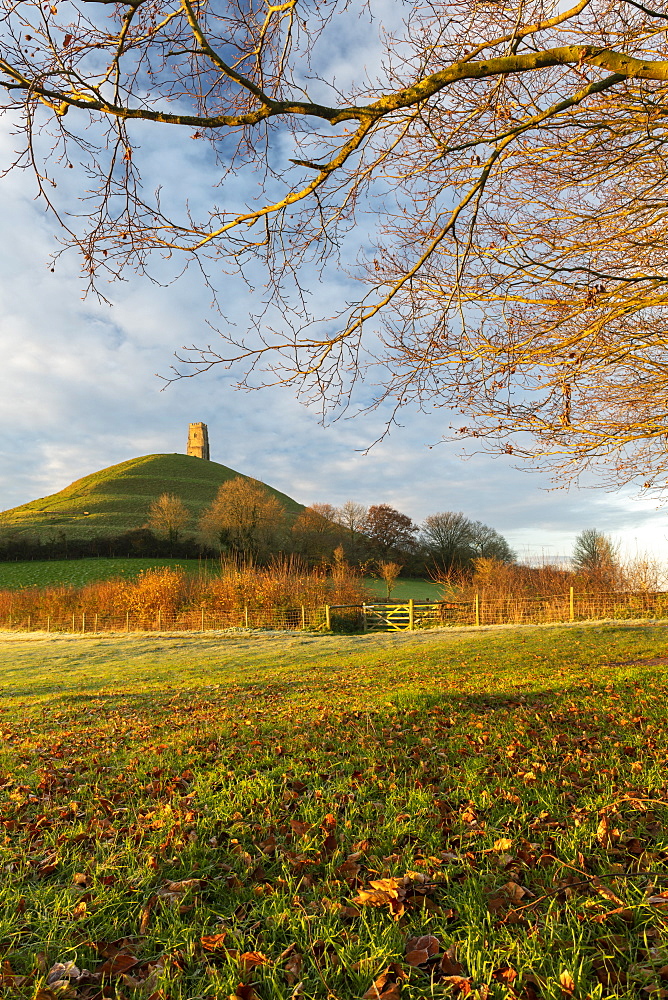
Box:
<box><xmin>146</xmin><ymin>493</ymin><xmax>190</xmax><ymax>545</ymax></box>
<box><xmin>421</xmin><ymin>512</ymin><xmax>475</xmax><ymax>573</ymax></box>
<box><xmin>364</xmin><ymin>505</ymin><xmax>417</xmax><ymax>557</ymax></box>
<box><xmin>200</xmin><ymin>477</ymin><xmax>285</xmax><ymax>558</ymax></box>
<box><xmin>292</xmin><ymin>504</ymin><xmax>342</xmax><ymax>562</ymax></box>
<box><xmin>377</xmin><ymin>561</ymin><xmax>402</xmax><ymax>601</ymax></box>
<box><xmin>572</xmin><ymin>529</ymin><xmax>619</xmax><ymax>581</ymax></box>
<box><xmin>469</xmin><ymin>521</ymin><xmax>515</xmax><ymax>563</ymax></box>
<box><xmin>421</xmin><ymin>512</ymin><xmax>513</xmax><ymax>573</ymax></box>
<box><xmin>335</xmin><ymin>501</ymin><xmax>368</xmax><ymax>560</ymax></box>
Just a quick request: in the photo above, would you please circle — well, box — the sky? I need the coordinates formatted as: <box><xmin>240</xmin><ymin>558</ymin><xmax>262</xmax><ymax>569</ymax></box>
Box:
<box><xmin>1</xmin><ymin>4</ymin><xmax>667</xmax><ymax>566</ymax></box>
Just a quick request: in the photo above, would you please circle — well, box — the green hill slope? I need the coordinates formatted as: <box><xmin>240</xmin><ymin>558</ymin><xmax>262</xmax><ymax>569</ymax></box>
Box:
<box><xmin>0</xmin><ymin>454</ymin><xmax>304</xmax><ymax>540</ymax></box>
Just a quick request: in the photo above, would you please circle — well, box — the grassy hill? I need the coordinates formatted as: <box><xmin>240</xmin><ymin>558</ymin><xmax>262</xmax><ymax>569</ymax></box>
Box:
<box><xmin>0</xmin><ymin>454</ymin><xmax>304</xmax><ymax>540</ymax></box>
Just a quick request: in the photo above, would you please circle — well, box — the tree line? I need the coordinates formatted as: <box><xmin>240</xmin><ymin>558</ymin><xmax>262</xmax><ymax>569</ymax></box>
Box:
<box><xmin>147</xmin><ymin>476</ymin><xmax>515</xmax><ymax>577</ymax></box>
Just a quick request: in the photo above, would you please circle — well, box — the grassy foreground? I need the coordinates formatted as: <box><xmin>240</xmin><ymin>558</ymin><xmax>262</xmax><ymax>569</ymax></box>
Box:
<box><xmin>1</xmin><ymin>623</ymin><xmax>668</xmax><ymax>999</ymax></box>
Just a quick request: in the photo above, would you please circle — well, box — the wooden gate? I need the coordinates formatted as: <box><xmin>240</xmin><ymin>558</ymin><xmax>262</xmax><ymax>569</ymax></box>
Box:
<box><xmin>363</xmin><ymin>601</ymin><xmax>442</xmax><ymax>631</ymax></box>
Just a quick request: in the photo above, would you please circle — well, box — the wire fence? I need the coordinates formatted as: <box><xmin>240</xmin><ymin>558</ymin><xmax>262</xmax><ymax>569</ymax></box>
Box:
<box><xmin>0</xmin><ymin>606</ymin><xmax>328</xmax><ymax>634</ymax></box>
<box><xmin>0</xmin><ymin>590</ymin><xmax>667</xmax><ymax>634</ymax></box>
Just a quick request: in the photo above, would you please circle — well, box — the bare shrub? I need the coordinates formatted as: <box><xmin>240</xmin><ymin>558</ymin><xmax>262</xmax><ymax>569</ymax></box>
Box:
<box><xmin>0</xmin><ymin>559</ymin><xmax>368</xmax><ymax>623</ymax></box>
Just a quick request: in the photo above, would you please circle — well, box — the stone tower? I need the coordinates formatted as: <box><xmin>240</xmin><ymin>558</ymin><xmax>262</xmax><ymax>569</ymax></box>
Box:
<box><xmin>187</xmin><ymin>422</ymin><xmax>210</xmax><ymax>460</ymax></box>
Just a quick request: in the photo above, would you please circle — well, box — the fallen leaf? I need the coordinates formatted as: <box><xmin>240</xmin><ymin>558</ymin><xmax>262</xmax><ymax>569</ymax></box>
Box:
<box><xmin>164</xmin><ymin>878</ymin><xmax>203</xmax><ymax>892</ymax></box>
<box><xmin>493</xmin><ymin>838</ymin><xmax>513</xmax><ymax>851</ymax></box>
<box><xmin>559</xmin><ymin>971</ymin><xmax>575</xmax><ymax>995</ymax></box>
<box><xmin>492</xmin><ymin>965</ymin><xmax>518</xmax><ymax>985</ymax></box>
<box><xmin>239</xmin><ymin>952</ymin><xmax>271</xmax><ymax>973</ymax></box>
<box><xmin>363</xmin><ymin>963</ymin><xmax>407</xmax><ymax>999</ymax></box>
<box><xmin>47</xmin><ymin>962</ymin><xmax>81</xmax><ymax>986</ymax></box>
<box><xmin>440</xmin><ymin>976</ymin><xmax>472</xmax><ymax>995</ymax></box>
<box><xmin>229</xmin><ymin>985</ymin><xmax>260</xmax><ymax>1000</ymax></box>
<box><xmin>97</xmin><ymin>954</ymin><xmax>139</xmax><ymax>978</ymax></box>
<box><xmin>405</xmin><ymin>933</ymin><xmax>440</xmax><ymax>967</ymax></box>
<box><xmin>201</xmin><ymin>932</ymin><xmax>229</xmax><ymax>952</ymax></box>
<box><xmin>289</xmin><ymin>820</ymin><xmax>312</xmax><ymax>837</ymax></box>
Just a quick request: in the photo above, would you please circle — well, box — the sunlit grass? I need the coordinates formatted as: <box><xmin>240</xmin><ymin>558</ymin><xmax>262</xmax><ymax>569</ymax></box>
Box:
<box><xmin>1</xmin><ymin>623</ymin><xmax>667</xmax><ymax>998</ymax></box>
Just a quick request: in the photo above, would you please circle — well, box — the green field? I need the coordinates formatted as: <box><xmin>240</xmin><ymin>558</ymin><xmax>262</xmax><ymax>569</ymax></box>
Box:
<box><xmin>0</xmin><ymin>453</ymin><xmax>304</xmax><ymax>540</ymax></box>
<box><xmin>1</xmin><ymin>623</ymin><xmax>668</xmax><ymax>998</ymax></box>
<box><xmin>364</xmin><ymin>577</ymin><xmax>444</xmax><ymax>602</ymax></box>
<box><xmin>0</xmin><ymin>559</ymin><xmax>443</xmax><ymax>600</ymax></box>
<box><xmin>0</xmin><ymin>557</ymin><xmax>213</xmax><ymax>589</ymax></box>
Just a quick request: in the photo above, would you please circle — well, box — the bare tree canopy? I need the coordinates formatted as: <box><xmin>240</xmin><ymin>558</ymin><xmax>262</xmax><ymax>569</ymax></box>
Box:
<box><xmin>4</xmin><ymin>1</ymin><xmax>668</xmax><ymax>487</ymax></box>
<box><xmin>146</xmin><ymin>491</ymin><xmax>189</xmax><ymax>543</ymax></box>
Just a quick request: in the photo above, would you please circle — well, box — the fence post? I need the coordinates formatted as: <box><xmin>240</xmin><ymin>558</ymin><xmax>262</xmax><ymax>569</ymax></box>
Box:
<box><xmin>47</xmin><ymin>615</ymin><xmax>50</xmax><ymax>634</ymax></box>
<box><xmin>94</xmin><ymin>613</ymin><xmax>98</xmax><ymax>633</ymax></box>
<box><xmin>82</xmin><ymin>613</ymin><xmax>85</xmax><ymax>634</ymax></box>
<box><xmin>408</xmin><ymin>598</ymin><xmax>414</xmax><ymax>631</ymax></box>
<box><xmin>301</xmin><ymin>605</ymin><xmax>306</xmax><ymax>630</ymax></box>
<box><xmin>201</xmin><ymin>608</ymin><xmax>205</xmax><ymax>631</ymax></box>
<box><xmin>158</xmin><ymin>609</ymin><xmax>162</xmax><ymax>631</ymax></box>
<box><xmin>28</xmin><ymin>614</ymin><xmax>31</xmax><ymax>631</ymax></box>
<box><xmin>126</xmin><ymin>611</ymin><xmax>129</xmax><ymax>633</ymax></box>
<box><xmin>244</xmin><ymin>605</ymin><xmax>249</xmax><ymax>628</ymax></box>
<box><xmin>474</xmin><ymin>593</ymin><xmax>480</xmax><ymax>627</ymax></box>
<box><xmin>325</xmin><ymin>605</ymin><xmax>331</xmax><ymax>630</ymax></box>
<box><xmin>362</xmin><ymin>603</ymin><xmax>367</xmax><ymax>632</ymax></box>
<box><xmin>72</xmin><ymin>613</ymin><xmax>76</xmax><ymax>632</ymax></box>
<box><xmin>569</xmin><ymin>586</ymin><xmax>574</xmax><ymax>622</ymax></box>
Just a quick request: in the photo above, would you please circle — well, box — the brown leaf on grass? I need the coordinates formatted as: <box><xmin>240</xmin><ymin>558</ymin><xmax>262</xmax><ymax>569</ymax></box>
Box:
<box><xmin>239</xmin><ymin>952</ymin><xmax>271</xmax><ymax>974</ymax></box>
<box><xmin>229</xmin><ymin>985</ymin><xmax>260</xmax><ymax>1000</ymax></box>
<box><xmin>97</xmin><ymin>953</ymin><xmax>139</xmax><ymax>978</ymax></box>
<box><xmin>201</xmin><ymin>932</ymin><xmax>229</xmax><ymax>952</ymax></box>
<box><xmin>71</xmin><ymin>901</ymin><xmax>87</xmax><ymax>920</ymax></box>
<box><xmin>0</xmin><ymin>960</ymin><xmax>28</xmax><ymax>989</ymax></box>
<box><xmin>492</xmin><ymin>965</ymin><xmax>518</xmax><ymax>985</ymax></box>
<box><xmin>93</xmin><ymin>938</ymin><xmax>137</xmax><ymax>959</ymax></box>
<box><xmin>493</xmin><ymin>838</ymin><xmax>513</xmax><ymax>852</ymax></box>
<box><xmin>405</xmin><ymin>934</ymin><xmax>440</xmax><ymax>967</ymax></box>
<box><xmin>439</xmin><ymin>947</ymin><xmax>464</xmax><ymax>978</ymax></box>
<box><xmin>322</xmin><ymin>832</ymin><xmax>337</xmax><ymax>856</ymax></box>
<box><xmin>258</xmin><ymin>833</ymin><xmax>276</xmax><ymax>855</ymax></box>
<box><xmin>336</xmin><ymin>858</ymin><xmax>361</xmax><ymax>879</ymax></box>
<box><xmin>47</xmin><ymin>962</ymin><xmax>82</xmax><ymax>985</ymax></box>
<box><xmin>596</xmin><ymin>815</ymin><xmax>620</xmax><ymax>848</ymax></box>
<box><xmin>289</xmin><ymin>820</ymin><xmax>312</xmax><ymax>837</ymax></box>
<box><xmin>139</xmin><ymin>894</ymin><xmax>158</xmax><ymax>935</ymax></box>
<box><xmin>362</xmin><ymin>963</ymin><xmax>407</xmax><ymax>999</ymax></box>
<box><xmin>487</xmin><ymin>880</ymin><xmax>532</xmax><ymax>914</ymax></box>
<box><xmin>520</xmin><ymin>977</ymin><xmax>542</xmax><ymax>1000</ymax></box>
<box><xmin>591</xmin><ymin>878</ymin><xmax>625</xmax><ymax>907</ymax></box>
<box><xmin>559</xmin><ymin>971</ymin><xmax>575</xmax><ymax>995</ymax></box>
<box><xmin>440</xmin><ymin>976</ymin><xmax>472</xmax><ymax>995</ymax></box>
<box><xmin>592</xmin><ymin>905</ymin><xmax>634</xmax><ymax>923</ymax></box>
<box><xmin>280</xmin><ymin>945</ymin><xmax>303</xmax><ymax>986</ymax></box>
<box><xmin>354</xmin><ymin>872</ymin><xmax>439</xmax><ymax>921</ymax></box>
<box><xmin>164</xmin><ymin>878</ymin><xmax>204</xmax><ymax>892</ymax></box>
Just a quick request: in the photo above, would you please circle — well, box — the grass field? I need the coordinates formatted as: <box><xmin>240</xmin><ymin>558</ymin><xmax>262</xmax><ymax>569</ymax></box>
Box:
<box><xmin>0</xmin><ymin>454</ymin><xmax>304</xmax><ymax>540</ymax></box>
<box><xmin>363</xmin><ymin>577</ymin><xmax>444</xmax><ymax>602</ymax></box>
<box><xmin>0</xmin><ymin>557</ymin><xmax>212</xmax><ymax>590</ymax></box>
<box><xmin>1</xmin><ymin>623</ymin><xmax>667</xmax><ymax>999</ymax></box>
